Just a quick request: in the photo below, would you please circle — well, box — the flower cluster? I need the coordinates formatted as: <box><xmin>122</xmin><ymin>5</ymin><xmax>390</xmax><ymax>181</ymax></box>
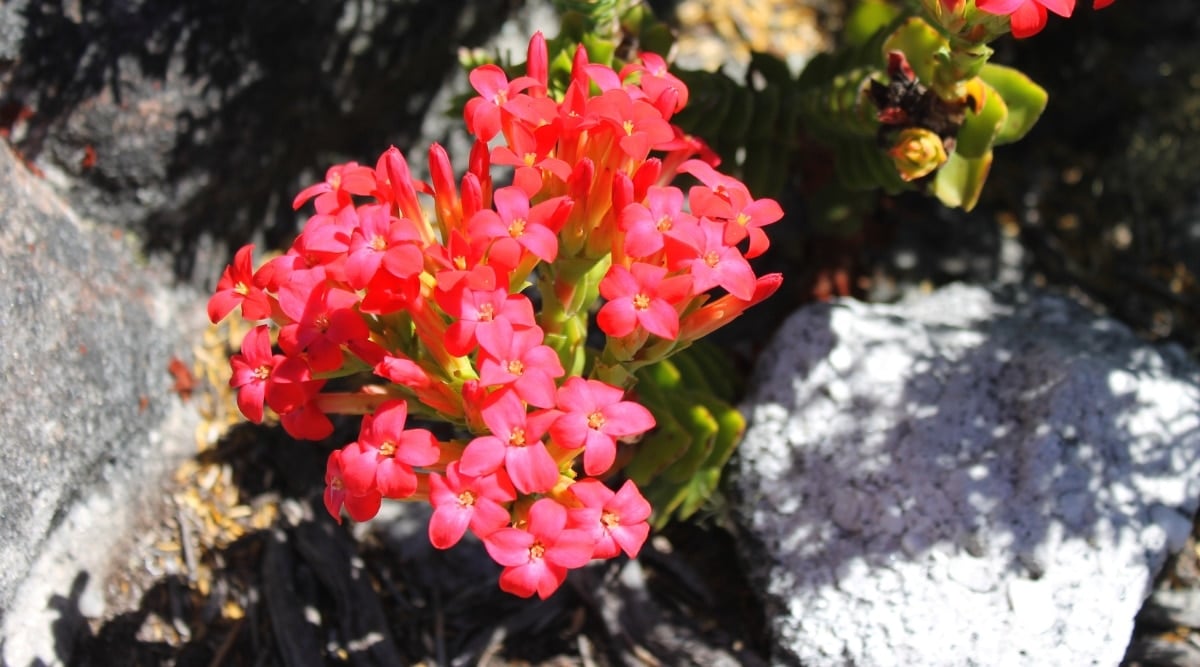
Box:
<box><xmin>208</xmin><ymin>32</ymin><xmax>782</xmax><ymax>598</ymax></box>
<box><xmin>937</xmin><ymin>0</ymin><xmax>1116</xmax><ymax>38</ymax></box>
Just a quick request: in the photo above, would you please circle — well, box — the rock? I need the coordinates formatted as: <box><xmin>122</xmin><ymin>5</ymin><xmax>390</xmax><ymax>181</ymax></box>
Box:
<box><xmin>733</xmin><ymin>283</ymin><xmax>1200</xmax><ymax>667</ymax></box>
<box><xmin>0</xmin><ymin>143</ymin><xmax>201</xmax><ymax>665</ymax></box>
<box><xmin>0</xmin><ymin>0</ymin><xmax>516</xmax><ymax>284</ymax></box>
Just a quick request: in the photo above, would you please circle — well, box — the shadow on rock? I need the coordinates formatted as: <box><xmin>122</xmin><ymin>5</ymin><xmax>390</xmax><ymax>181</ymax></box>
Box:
<box><xmin>1</xmin><ymin>0</ymin><xmax>516</xmax><ymax>283</ymax></box>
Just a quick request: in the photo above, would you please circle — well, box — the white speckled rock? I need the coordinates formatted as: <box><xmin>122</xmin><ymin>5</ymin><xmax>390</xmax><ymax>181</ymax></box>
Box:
<box><xmin>733</xmin><ymin>284</ymin><xmax>1200</xmax><ymax>667</ymax></box>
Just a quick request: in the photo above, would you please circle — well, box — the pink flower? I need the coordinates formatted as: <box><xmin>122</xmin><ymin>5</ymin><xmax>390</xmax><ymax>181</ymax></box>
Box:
<box><xmin>460</xmin><ymin>390</ymin><xmax>560</xmax><ymax>494</ymax></box>
<box><xmin>619</xmin><ymin>186</ymin><xmax>696</xmax><ymax>258</ymax></box>
<box><xmin>549</xmin><ymin>377</ymin><xmax>655</xmax><ymax>476</ymax></box>
<box><xmin>597</xmin><ymin>263</ymin><xmax>693</xmax><ymax>340</ymax></box>
<box><xmin>567</xmin><ymin>479</ymin><xmax>652</xmax><ymax>559</ymax></box>
<box><xmin>428</xmin><ymin>462</ymin><xmax>516</xmax><ymax>549</ymax></box>
<box><xmin>467</xmin><ymin>186</ymin><xmax>570</xmax><ymax>264</ymax></box>
<box><xmin>436</xmin><ymin>265</ymin><xmax>537</xmax><ymax>357</ymax></box>
<box><xmin>667</xmin><ymin>218</ymin><xmax>758</xmax><ymax>300</ymax></box>
<box><xmin>343</xmin><ymin>204</ymin><xmax>424</xmax><ymax>289</ymax></box>
<box><xmin>483</xmin><ymin>498</ymin><xmax>595</xmax><ymax>599</ymax></box>
<box><xmin>476</xmin><ymin>321</ymin><xmax>564</xmax><ymax>409</ymax></box>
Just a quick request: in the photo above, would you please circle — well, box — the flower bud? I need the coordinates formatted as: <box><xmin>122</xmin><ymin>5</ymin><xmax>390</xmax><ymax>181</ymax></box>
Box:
<box><xmin>919</xmin><ymin>0</ymin><xmax>1015</xmax><ymax>43</ymax></box>
<box><xmin>888</xmin><ymin>128</ymin><xmax>949</xmax><ymax>182</ymax></box>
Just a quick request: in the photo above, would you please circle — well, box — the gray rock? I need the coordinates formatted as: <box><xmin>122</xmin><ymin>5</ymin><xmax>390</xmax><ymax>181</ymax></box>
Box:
<box><xmin>0</xmin><ymin>143</ymin><xmax>201</xmax><ymax>665</ymax></box>
<box><xmin>0</xmin><ymin>0</ymin><xmax>516</xmax><ymax>285</ymax></box>
<box><xmin>733</xmin><ymin>283</ymin><xmax>1200</xmax><ymax>667</ymax></box>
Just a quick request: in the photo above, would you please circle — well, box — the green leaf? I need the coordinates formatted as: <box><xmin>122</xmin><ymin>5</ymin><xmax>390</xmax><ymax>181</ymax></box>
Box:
<box><xmin>955</xmin><ymin>80</ymin><xmax>1008</xmax><ymax>159</ymax></box>
<box><xmin>932</xmin><ymin>149</ymin><xmax>992</xmax><ymax>211</ymax></box>
<box><xmin>659</xmin><ymin>399</ymin><xmax>719</xmax><ymax>484</ymax></box>
<box><xmin>843</xmin><ymin>0</ymin><xmax>902</xmax><ymax>48</ymax></box>
<box><xmin>881</xmin><ymin>17</ymin><xmax>948</xmax><ymax>85</ymax></box>
<box><xmin>979</xmin><ymin>64</ymin><xmax>1047</xmax><ymax>145</ymax></box>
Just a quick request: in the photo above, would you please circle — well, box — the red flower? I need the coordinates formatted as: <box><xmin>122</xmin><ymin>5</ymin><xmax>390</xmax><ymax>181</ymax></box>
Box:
<box><xmin>339</xmin><ymin>400</ymin><xmax>441</xmax><ymax>499</ymax></box>
<box><xmin>976</xmin><ymin>0</ymin><xmax>1074</xmax><ymax>38</ymax></box>
<box><xmin>324</xmin><ymin>448</ymin><xmax>383</xmax><ymax>524</ymax></box>
<box><xmin>277</xmin><ymin>284</ymin><xmax>370</xmax><ymax>373</ymax></box>
<box><xmin>476</xmin><ymin>321</ymin><xmax>564</xmax><ymax>409</ymax></box>
<box><xmin>208</xmin><ymin>244</ymin><xmax>271</xmax><ymax>323</ymax></box>
<box><xmin>667</xmin><ymin>218</ymin><xmax>758</xmax><ymax>300</ymax></box>
<box><xmin>428</xmin><ymin>461</ymin><xmax>516</xmax><ymax>549</ymax></box>
<box><xmin>228</xmin><ymin>325</ymin><xmax>283</xmax><ymax>423</ymax></box>
<box><xmin>280</xmin><ymin>398</ymin><xmax>334</xmax><ymax>441</ymax></box>
<box><xmin>483</xmin><ymin>498</ymin><xmax>595</xmax><ymax>599</ymax></box>
<box><xmin>460</xmin><ymin>389</ymin><xmax>560</xmax><ymax>494</ymax></box>
<box><xmin>619</xmin><ymin>185</ymin><xmax>696</xmax><ymax>258</ymax></box>
<box><xmin>436</xmin><ymin>265</ymin><xmax>536</xmax><ymax>357</ymax></box>
<box><xmin>588</xmin><ymin>89</ymin><xmax>675</xmax><ymax>163</ymax></box>
<box><xmin>597</xmin><ymin>263</ymin><xmax>693</xmax><ymax>340</ymax></box>
<box><xmin>567</xmin><ymin>479</ymin><xmax>652</xmax><ymax>559</ymax></box>
<box><xmin>293</xmin><ymin>162</ymin><xmax>376</xmax><ymax>214</ymax></box>
<box><xmin>549</xmin><ymin>377</ymin><xmax>655</xmax><ymax>477</ymax></box>
<box><xmin>464</xmin><ymin>64</ymin><xmax>538</xmax><ymax>142</ymax></box>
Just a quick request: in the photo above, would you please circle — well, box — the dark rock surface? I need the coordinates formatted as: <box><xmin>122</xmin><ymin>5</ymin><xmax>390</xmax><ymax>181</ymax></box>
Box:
<box><xmin>0</xmin><ymin>0</ymin><xmax>514</xmax><ymax>284</ymax></box>
<box><xmin>0</xmin><ymin>142</ymin><xmax>201</xmax><ymax>663</ymax></box>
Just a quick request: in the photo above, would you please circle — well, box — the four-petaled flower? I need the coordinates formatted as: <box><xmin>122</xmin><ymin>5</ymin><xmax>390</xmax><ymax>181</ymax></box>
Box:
<box><xmin>550</xmin><ymin>377</ymin><xmax>655</xmax><ymax>476</ymax></box>
<box><xmin>567</xmin><ymin>479</ymin><xmax>652</xmax><ymax>559</ymax></box>
<box><xmin>340</xmin><ymin>400</ymin><xmax>441</xmax><ymax>499</ymax></box>
<box><xmin>597</xmin><ymin>262</ymin><xmax>693</xmax><ymax>340</ymax></box>
<box><xmin>483</xmin><ymin>498</ymin><xmax>595</xmax><ymax>599</ymax></box>
<box><xmin>428</xmin><ymin>462</ymin><xmax>516</xmax><ymax>549</ymax></box>
<box><xmin>460</xmin><ymin>390</ymin><xmax>560</xmax><ymax>494</ymax></box>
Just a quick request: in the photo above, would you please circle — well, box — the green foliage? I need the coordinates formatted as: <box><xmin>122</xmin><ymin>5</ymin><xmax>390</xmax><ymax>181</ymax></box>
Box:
<box><xmin>670</xmin><ymin>52</ymin><xmax>804</xmax><ymax>197</ymax></box>
<box><xmin>979</xmin><ymin>63</ymin><xmax>1048</xmax><ymax>145</ymax></box>
<box><xmin>626</xmin><ymin>342</ymin><xmax>747</xmax><ymax>529</ymax></box>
